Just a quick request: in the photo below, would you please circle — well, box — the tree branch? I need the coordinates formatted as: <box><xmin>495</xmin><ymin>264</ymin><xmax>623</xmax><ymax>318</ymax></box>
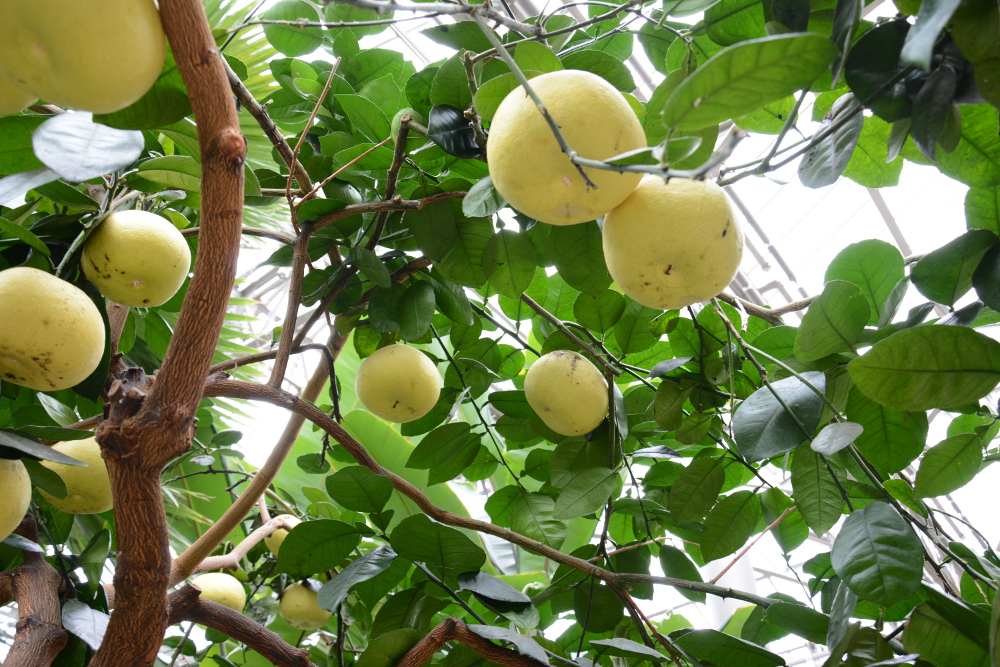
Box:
<box><xmin>396</xmin><ymin>618</ymin><xmax>550</xmax><ymax>667</ymax></box>
<box><xmin>518</xmin><ymin>294</ymin><xmax>621</xmax><ymax>376</ymax></box>
<box><xmin>2</xmin><ymin>516</ymin><xmax>67</xmax><ymax>667</ymax></box>
<box><xmin>168</xmin><ymin>584</ymin><xmax>315</xmax><ymax>667</ymax></box>
<box><xmin>187</xmin><ymin>515</ymin><xmax>299</xmax><ymax>576</ymax></box>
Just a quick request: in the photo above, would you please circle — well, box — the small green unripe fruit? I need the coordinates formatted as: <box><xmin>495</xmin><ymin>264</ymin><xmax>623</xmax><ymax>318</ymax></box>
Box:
<box><xmin>280</xmin><ymin>581</ymin><xmax>332</xmax><ymax>631</ymax></box>
<box><xmin>81</xmin><ymin>210</ymin><xmax>192</xmax><ymax>308</ymax></box>
<box><xmin>355</xmin><ymin>344</ymin><xmax>441</xmax><ymax>423</ymax></box>
<box><xmin>191</xmin><ymin>573</ymin><xmax>247</xmax><ymax>612</ymax></box>
<box><xmin>0</xmin><ymin>459</ymin><xmax>31</xmax><ymax>543</ymax></box>
<box><xmin>524</xmin><ymin>350</ymin><xmax>608</xmax><ymax>436</ymax></box>
<box><xmin>264</xmin><ymin>515</ymin><xmax>301</xmax><ymax>555</ymax></box>
<box><xmin>39</xmin><ymin>438</ymin><xmax>113</xmax><ymax>514</ymax></box>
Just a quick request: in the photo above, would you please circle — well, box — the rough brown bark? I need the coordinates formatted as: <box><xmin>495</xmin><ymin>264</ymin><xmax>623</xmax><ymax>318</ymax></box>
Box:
<box><xmin>88</xmin><ymin>0</ymin><xmax>245</xmax><ymax>663</ymax></box>
<box><xmin>2</xmin><ymin>516</ymin><xmax>67</xmax><ymax>667</ymax></box>
<box><xmin>395</xmin><ymin>618</ymin><xmax>549</xmax><ymax>667</ymax></box>
<box><xmin>168</xmin><ymin>585</ymin><xmax>315</xmax><ymax>667</ymax></box>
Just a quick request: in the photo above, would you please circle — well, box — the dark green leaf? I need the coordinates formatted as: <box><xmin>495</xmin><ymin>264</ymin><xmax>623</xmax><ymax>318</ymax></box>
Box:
<box><xmin>463</xmin><ymin>176</ymin><xmax>507</xmax><ymax>217</ymax></box>
<box><xmin>348</xmin><ymin>246</ymin><xmax>392</xmax><ymax>289</ymax></box>
<box><xmin>399</xmin><ymin>282</ymin><xmax>436</xmax><ymax>341</ymax></box>
<box><xmin>659</xmin><ymin>544</ymin><xmax>706</xmax><ymax>603</ymax></box>
<box><xmin>23</xmin><ymin>458</ymin><xmax>67</xmax><ymax>499</ymax></box>
<box><xmin>973</xmin><ymin>245</ymin><xmax>1000</xmax><ymax>311</ymax></box>
<box><xmin>848</xmin><ymin>325</ymin><xmax>1000</xmax><ymax>410</ymax></box>
<box><xmin>549</xmin><ymin>222</ymin><xmax>611</xmax><ymax>297</ymax></box>
<box><xmin>845</xmin><ymin>386</ymin><xmax>927</xmax><ymax>473</ymax></box>
<box><xmin>591</xmin><ymin>638</ymin><xmax>667</xmax><ymax>662</ymax></box>
<box><xmin>705</xmin><ymin>0</ymin><xmax>765</xmax><ymax>45</ymax></box>
<box><xmin>910</xmin><ymin>65</ymin><xmax>959</xmax><ymax>160</ymax></box>
<box><xmin>763</xmin><ymin>603</ymin><xmax>830</xmax><ymax>645</ymax></box>
<box><xmin>761</xmin><ymin>487</ymin><xmax>808</xmax><ymax>553</ymax></box>
<box><xmin>560</xmin><ymin>50</ymin><xmax>635</xmax><ymax>92</ymax></box>
<box><xmin>388</xmin><ymin>514</ymin><xmax>486</xmax><ymax>577</ymax></box>
<box><xmin>913</xmin><ymin>433</ymin><xmax>983</xmax><ymax>498</ymax></box>
<box><xmin>427</xmin><ymin>105</ymin><xmax>480</xmax><ymax>159</ymax></box>
<box><xmin>368</xmin><ymin>281</ymin><xmax>406</xmax><ymax>334</ymax></box>
<box><xmin>405</xmin><ymin>423</ymin><xmax>480</xmax><ymax>485</ymax></box>
<box><xmin>357</xmin><ymin>629</ymin><xmax>425</xmax><ymax>667</ymax></box>
<box><xmin>552</xmin><ymin>468</ymin><xmax>618</xmax><ymax>520</ymax></box>
<box><xmin>407</xmin><ymin>198</ymin><xmax>458</xmax><ymax>263</ymax></box>
<box><xmin>732</xmin><ymin>371</ymin><xmax>826</xmax><ymax>462</ymax></box>
<box><xmin>904</xmin><ymin>603</ymin><xmax>989</xmax><ymax>667</ymax></box>
<box><xmin>661</xmin><ymin>34</ymin><xmax>838</xmax><ymax>131</ymax></box>
<box><xmin>799</xmin><ymin>94</ymin><xmax>864</xmax><ymax>188</ymax></box>
<box><xmin>0</xmin><ymin>116</ymin><xmax>44</xmax><ymax>173</ymax></box>
<box><xmin>318</xmin><ymin>546</ymin><xmax>397</xmax><ymax>612</ymax></box>
<box><xmin>701</xmin><ymin>490</ymin><xmax>761</xmax><ymax>562</ymax></box>
<box><xmin>612</xmin><ymin>299</ymin><xmax>659</xmax><ymax>354</ymax></box>
<box><xmin>790</xmin><ymin>443</ymin><xmax>844</xmax><ymax>536</ymax></box>
<box><xmin>573</xmin><ymin>581</ymin><xmax>624</xmax><ymax>632</ymax></box>
<box><xmin>277</xmin><ymin>520</ymin><xmax>361</xmax><ymax>576</ymax></box>
<box><xmin>794</xmin><ymin>280</ymin><xmax>870</xmax><ymax>359</ymax></box>
<box><xmin>430</xmin><ymin>54</ymin><xmax>472</xmax><ymax>111</ymax></box>
<box><xmin>844</xmin><ymin>20</ymin><xmax>912</xmax><ymax>122</ymax></box>
<box><xmin>674</xmin><ymin>630</ymin><xmax>784</xmax><ymax>667</ymax></box>
<box><xmin>669</xmin><ymin>456</ymin><xmax>725</xmax><ymax>524</ymax></box>
<box><xmin>0</xmin><ymin>431</ymin><xmax>86</xmax><ymax>465</ymax></box>
<box><xmin>831</xmin><ymin>501</ymin><xmax>923</xmax><ymax>606</ymax></box>
<box><xmin>911</xmin><ymin>229</ymin><xmax>998</xmax><ymax>305</ymax></box>
<box><xmin>825</xmin><ymin>239</ymin><xmax>905</xmax><ymax>325</ymax></box>
<box><xmin>901</xmin><ymin>0</ymin><xmax>964</xmax><ymax>70</ymax></box>
<box><xmin>482</xmin><ymin>230</ymin><xmax>537</xmax><ymax>298</ymax></box>
<box><xmin>509</xmin><ymin>493</ymin><xmax>566</xmax><ymax>549</ymax></box>
<box><xmin>326</xmin><ymin>466</ymin><xmax>394</xmax><ymax>513</ymax></box>
<box><xmin>438</xmin><ymin>214</ymin><xmax>493</xmax><ymax>287</ymax></box>
<box><xmin>467</xmin><ymin>625</ymin><xmax>549</xmax><ymax>664</ymax></box>
<box><xmin>573</xmin><ymin>290</ymin><xmax>626</xmax><ymax>333</ymax></box>
<box><xmin>338</xmin><ymin>94</ymin><xmax>392</xmax><ymax>143</ymax></box>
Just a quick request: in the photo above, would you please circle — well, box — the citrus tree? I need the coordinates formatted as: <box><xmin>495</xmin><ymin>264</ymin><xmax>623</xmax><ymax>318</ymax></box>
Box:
<box><xmin>0</xmin><ymin>0</ymin><xmax>999</xmax><ymax>666</ymax></box>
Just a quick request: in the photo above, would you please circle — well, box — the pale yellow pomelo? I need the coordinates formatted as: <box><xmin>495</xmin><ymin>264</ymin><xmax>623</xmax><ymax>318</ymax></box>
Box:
<box><xmin>264</xmin><ymin>514</ymin><xmax>301</xmax><ymax>555</ymax></box>
<box><xmin>0</xmin><ymin>0</ymin><xmax>165</xmax><ymax>114</ymax></box>
<box><xmin>81</xmin><ymin>210</ymin><xmax>192</xmax><ymax>307</ymax></box>
<box><xmin>487</xmin><ymin>70</ymin><xmax>645</xmax><ymax>226</ymax></box>
<box><xmin>280</xmin><ymin>581</ymin><xmax>332</xmax><ymax>631</ymax></box>
<box><xmin>524</xmin><ymin>350</ymin><xmax>608</xmax><ymax>436</ymax></box>
<box><xmin>0</xmin><ymin>267</ymin><xmax>105</xmax><ymax>391</ymax></box>
<box><xmin>0</xmin><ymin>70</ymin><xmax>35</xmax><ymax>115</ymax></box>
<box><xmin>191</xmin><ymin>573</ymin><xmax>247</xmax><ymax>612</ymax></box>
<box><xmin>0</xmin><ymin>459</ymin><xmax>31</xmax><ymax>542</ymax></box>
<box><xmin>602</xmin><ymin>176</ymin><xmax>744</xmax><ymax>310</ymax></box>
<box><xmin>355</xmin><ymin>344</ymin><xmax>441</xmax><ymax>423</ymax></box>
<box><xmin>39</xmin><ymin>438</ymin><xmax>113</xmax><ymax>514</ymax></box>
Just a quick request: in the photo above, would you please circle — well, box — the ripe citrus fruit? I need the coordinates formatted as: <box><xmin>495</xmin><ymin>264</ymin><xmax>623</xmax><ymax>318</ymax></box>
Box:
<box><xmin>0</xmin><ymin>267</ymin><xmax>105</xmax><ymax>391</ymax></box>
<box><xmin>280</xmin><ymin>581</ymin><xmax>332</xmax><ymax>631</ymax></box>
<box><xmin>0</xmin><ymin>459</ymin><xmax>31</xmax><ymax>543</ymax></box>
<box><xmin>39</xmin><ymin>437</ymin><xmax>114</xmax><ymax>514</ymax></box>
<box><xmin>355</xmin><ymin>344</ymin><xmax>441</xmax><ymax>423</ymax></box>
<box><xmin>264</xmin><ymin>514</ymin><xmax>301</xmax><ymax>555</ymax></box>
<box><xmin>524</xmin><ymin>350</ymin><xmax>608</xmax><ymax>436</ymax></box>
<box><xmin>0</xmin><ymin>0</ymin><xmax>165</xmax><ymax>114</ymax></box>
<box><xmin>81</xmin><ymin>210</ymin><xmax>192</xmax><ymax>308</ymax></box>
<box><xmin>602</xmin><ymin>176</ymin><xmax>744</xmax><ymax>310</ymax></box>
<box><xmin>0</xmin><ymin>70</ymin><xmax>35</xmax><ymax>115</ymax></box>
<box><xmin>487</xmin><ymin>70</ymin><xmax>645</xmax><ymax>226</ymax></box>
<box><xmin>191</xmin><ymin>573</ymin><xmax>247</xmax><ymax>612</ymax></box>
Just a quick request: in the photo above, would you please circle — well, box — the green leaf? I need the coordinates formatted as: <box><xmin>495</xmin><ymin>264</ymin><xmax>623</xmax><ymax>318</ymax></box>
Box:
<box><xmin>0</xmin><ymin>430</ymin><xmax>86</xmax><ymax>465</ymax></box>
<box><xmin>318</xmin><ymin>546</ymin><xmax>397</xmax><ymax>612</ymax></box>
<box><xmin>421</xmin><ymin>23</ymin><xmax>492</xmax><ymax>53</ymax></box>
<box><xmin>23</xmin><ymin>458</ymin><xmax>67</xmax><ymax>499</ymax></box>
<box><xmin>325</xmin><ymin>466</ymin><xmax>394</xmax><ymax>513</ymax></box>
<box><xmin>825</xmin><ymin>239</ymin><xmax>906</xmax><ymax>326</ymax></box>
<box><xmin>846</xmin><ymin>386</ymin><xmax>927</xmax><ymax>473</ymax></box>
<box><xmin>0</xmin><ymin>116</ymin><xmax>44</xmax><ymax>173</ymax></box>
<box><xmin>15</xmin><ymin>426</ymin><xmax>93</xmax><ymax>442</ymax></box>
<box><xmin>438</xmin><ymin>214</ymin><xmax>493</xmax><ymax>288</ymax></box>
<box><xmin>918</xmin><ymin>584</ymin><xmax>991</xmax><ymax>650</ymax></box>
<box><xmin>428</xmin><ymin>270</ymin><xmax>473</xmax><ymax>326</ymax></box>
<box><xmin>482</xmin><ymin>230</ymin><xmax>537</xmax><ymax>298</ymax></box>
<box><xmin>798</xmin><ymin>94</ymin><xmax>864</xmax><ymax>188</ymax></box>
<box><xmin>573</xmin><ymin>290</ymin><xmax>626</xmax><ymax>333</ymax></box>
<box><xmin>406</xmin><ymin>197</ymin><xmax>457</xmax><ymax>263</ymax></box>
<box><xmin>347</xmin><ymin>246</ymin><xmax>391</xmax><ymax>289</ymax></box>
<box><xmin>509</xmin><ymin>493</ymin><xmax>567</xmax><ymax>549</ymax></box>
<box><xmin>467</xmin><ymin>626</ymin><xmax>548</xmax><ymax>663</ymax></box>
<box><xmin>405</xmin><ymin>423</ymin><xmax>480</xmax><ymax>485</ymax></box>
<box><xmin>94</xmin><ymin>51</ymin><xmax>191</xmax><ymax>130</ymax></box>
<box><xmin>763</xmin><ymin>603</ymin><xmax>830</xmax><ymax>645</ymax></box>
<box><xmin>705</xmin><ymin>0</ymin><xmax>766</xmax><ymax>46</ymax></box>
<box><xmin>700</xmin><ymin>490</ymin><xmax>761</xmax><ymax>562</ymax></box>
<box><xmin>966</xmin><ymin>185</ymin><xmax>1000</xmax><ymax>234</ymax></box>
<box><xmin>276</xmin><ymin>520</ymin><xmax>362</xmax><ymax>576</ymax></box>
<box><xmin>552</xmin><ymin>468</ymin><xmax>618</xmax><ymax>520</ymax></box>
<box><xmin>843</xmin><ymin>114</ymin><xmax>905</xmax><ymax>188</ymax></box>
<box><xmin>430</xmin><ymin>54</ymin><xmax>472</xmax><ymax>111</ymax></box>
<box><xmin>912</xmin><ymin>229</ymin><xmax>998</xmax><ymax>305</ymax></box>
<box><xmin>790</xmin><ymin>443</ymin><xmax>844</xmax><ymax>536</ymax></box>
<box><xmin>612</xmin><ymin>299</ymin><xmax>659</xmax><ymax>354</ymax></box>
<box><xmin>934</xmin><ymin>104</ymin><xmax>1000</xmax><ymax>188</ymax></box>
<box><xmin>811</xmin><ymin>422</ymin><xmax>865</xmax><ymax>456</ymax></box>
<box><xmin>0</xmin><ymin>217</ymin><xmax>50</xmax><ymax>257</ymax></box>
<box><xmin>732</xmin><ymin>371</ymin><xmax>826</xmax><ymax>462</ymax></box>
<box><xmin>389</xmin><ymin>514</ymin><xmax>487</xmax><ymax>577</ymax></box>
<box><xmin>514</xmin><ymin>42</ymin><xmax>563</xmax><ymax>73</ymax></box>
<box><xmin>794</xmin><ymin>280</ymin><xmax>870</xmax><ymax>360</ymax></box>
<box><xmin>904</xmin><ymin>603</ymin><xmax>991</xmax><ymax>667</ymax></box>
<box><xmin>463</xmin><ymin>176</ymin><xmax>507</xmax><ymax>218</ymax></box>
<box><xmin>573</xmin><ymin>581</ymin><xmax>624</xmax><ymax>632</ymax></box>
<box><xmin>659</xmin><ymin>544</ymin><xmax>706</xmax><ymax>603</ymax></box>
<box><xmin>661</xmin><ymin>34</ymin><xmax>838</xmax><ymax>131</ymax></box>
<box><xmin>370</xmin><ymin>589</ymin><xmax>447</xmax><ymax>638</ymax></box>
<box><xmin>847</xmin><ymin>325</ymin><xmax>1000</xmax><ymax>410</ymax></box>
<box><xmin>345</xmin><ymin>49</ymin><xmax>405</xmax><ymax>90</ymax></box>
<box><xmin>549</xmin><ymin>222</ymin><xmax>612</xmax><ymax>297</ymax></box>
<box><xmin>399</xmin><ymin>282</ymin><xmax>436</xmax><ymax>341</ymax></box>
<box><xmin>473</xmin><ymin>72</ymin><xmax>538</xmax><ymax>124</ymax></box>
<box><xmin>844</xmin><ymin>20</ymin><xmax>912</xmax><ymax>122</ymax></box>
<box><xmin>560</xmin><ymin>50</ymin><xmax>636</xmax><ymax>92</ymax></box>
<box><xmin>761</xmin><ymin>487</ymin><xmax>808</xmax><ymax>553</ymax></box>
<box><xmin>913</xmin><ymin>433</ymin><xmax>983</xmax><ymax>498</ymax></box>
<box><xmin>368</xmin><ymin>281</ymin><xmax>405</xmax><ymax>334</ymax></box>
<box><xmin>357</xmin><ymin>629</ymin><xmax>425</xmax><ymax>667</ymax></box>
<box><xmin>674</xmin><ymin>630</ymin><xmax>784</xmax><ymax>667</ymax></box>
<box><xmin>337</xmin><ymin>94</ymin><xmax>392</xmax><ymax>143</ymax></box>
<box><xmin>669</xmin><ymin>456</ymin><xmax>725</xmax><ymax>524</ymax></box>
<box><xmin>901</xmin><ymin>0</ymin><xmax>964</xmax><ymax>69</ymax></box>
<box><xmin>591</xmin><ymin>638</ymin><xmax>667</xmax><ymax>662</ymax></box>
<box><xmin>261</xmin><ymin>0</ymin><xmax>324</xmax><ymax>56</ymax></box>
<box><xmin>831</xmin><ymin>501</ymin><xmax>923</xmax><ymax>606</ymax></box>
<box><xmin>137</xmin><ymin>156</ymin><xmax>201</xmax><ymax>192</ymax></box>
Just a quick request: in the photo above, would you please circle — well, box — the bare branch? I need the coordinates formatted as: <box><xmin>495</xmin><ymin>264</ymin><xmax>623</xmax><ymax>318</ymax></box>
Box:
<box><xmin>518</xmin><ymin>294</ymin><xmax>622</xmax><ymax>376</ymax></box>
<box><xmin>182</xmin><ymin>224</ymin><xmax>296</xmax><ymax>245</ymax></box>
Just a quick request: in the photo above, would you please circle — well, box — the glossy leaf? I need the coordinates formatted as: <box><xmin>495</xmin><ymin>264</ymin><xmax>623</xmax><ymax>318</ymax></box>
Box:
<box><xmin>794</xmin><ymin>280</ymin><xmax>870</xmax><ymax>360</ymax></box>
<box><xmin>763</xmin><ymin>603</ymin><xmax>830</xmax><ymax>645</ymax></box>
<box><xmin>674</xmin><ymin>630</ymin><xmax>784</xmax><ymax>667</ymax></box>
<box><xmin>318</xmin><ymin>546</ymin><xmax>398</xmax><ymax>611</ymax></box>
<box><xmin>798</xmin><ymin>94</ymin><xmax>864</xmax><ymax>188</ymax></box>
<box><xmin>831</xmin><ymin>502</ymin><xmax>923</xmax><ymax>606</ymax></box>
<box><xmin>482</xmin><ymin>230</ymin><xmax>537</xmax><ymax>298</ymax></box>
<box><xmin>733</xmin><ymin>371</ymin><xmax>826</xmax><ymax>462</ymax></box>
<box><xmin>911</xmin><ymin>229</ymin><xmax>999</xmax><ymax>305</ymax></box>
<box><xmin>326</xmin><ymin>466</ymin><xmax>394</xmax><ymax>513</ymax></box>
<box><xmin>277</xmin><ymin>520</ymin><xmax>362</xmax><ymax>576</ymax></box>
<box><xmin>549</xmin><ymin>222</ymin><xmax>611</xmax><ymax>297</ymax></box>
<box><xmin>848</xmin><ymin>325</ymin><xmax>1000</xmax><ymax>410</ymax></box>
<box><xmin>790</xmin><ymin>443</ymin><xmax>844</xmax><ymax>536</ymax></box>
<box><xmin>825</xmin><ymin>239</ymin><xmax>906</xmax><ymax>326</ymax></box>
<box><xmin>811</xmin><ymin>422</ymin><xmax>864</xmax><ymax>456</ymax></box>
<box><xmin>669</xmin><ymin>456</ymin><xmax>726</xmax><ymax>524</ymax></box>
<box><xmin>913</xmin><ymin>433</ymin><xmax>983</xmax><ymax>498</ymax></box>
<box><xmin>700</xmin><ymin>490</ymin><xmax>761</xmax><ymax>562</ymax></box>
<box><xmin>389</xmin><ymin>514</ymin><xmax>486</xmax><ymax>577</ymax></box>
<box><xmin>552</xmin><ymin>468</ymin><xmax>618</xmax><ymax>520</ymax></box>
<box><xmin>406</xmin><ymin>423</ymin><xmax>480</xmax><ymax>485</ymax></box>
